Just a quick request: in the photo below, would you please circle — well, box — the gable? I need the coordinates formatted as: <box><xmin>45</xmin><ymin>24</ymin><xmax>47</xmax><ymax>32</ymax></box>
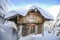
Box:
<box><xmin>17</xmin><ymin>11</ymin><xmax>45</xmax><ymax>24</ymax></box>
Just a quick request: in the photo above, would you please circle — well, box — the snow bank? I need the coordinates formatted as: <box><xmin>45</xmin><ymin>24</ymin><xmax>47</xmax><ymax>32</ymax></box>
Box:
<box><xmin>0</xmin><ymin>22</ymin><xmax>17</xmax><ymax>40</ymax></box>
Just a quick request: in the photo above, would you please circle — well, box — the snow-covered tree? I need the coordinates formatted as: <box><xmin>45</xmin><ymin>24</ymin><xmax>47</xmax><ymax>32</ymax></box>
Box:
<box><xmin>0</xmin><ymin>0</ymin><xmax>8</xmax><ymax>17</ymax></box>
<box><xmin>44</xmin><ymin>21</ymin><xmax>54</xmax><ymax>33</ymax></box>
<box><xmin>53</xmin><ymin>10</ymin><xmax>60</xmax><ymax>36</ymax></box>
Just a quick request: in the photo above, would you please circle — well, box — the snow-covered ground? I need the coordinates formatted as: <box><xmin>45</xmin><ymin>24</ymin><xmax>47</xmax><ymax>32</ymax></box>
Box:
<box><xmin>0</xmin><ymin>22</ymin><xmax>60</xmax><ymax>40</ymax></box>
<box><xmin>19</xmin><ymin>31</ymin><xmax>60</xmax><ymax>40</ymax></box>
<box><xmin>0</xmin><ymin>23</ymin><xmax>17</xmax><ymax>40</ymax></box>
<box><xmin>0</xmin><ymin>21</ymin><xmax>60</xmax><ymax>40</ymax></box>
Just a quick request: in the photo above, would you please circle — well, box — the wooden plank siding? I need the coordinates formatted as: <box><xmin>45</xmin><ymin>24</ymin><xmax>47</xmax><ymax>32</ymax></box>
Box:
<box><xmin>17</xmin><ymin>12</ymin><xmax>45</xmax><ymax>24</ymax></box>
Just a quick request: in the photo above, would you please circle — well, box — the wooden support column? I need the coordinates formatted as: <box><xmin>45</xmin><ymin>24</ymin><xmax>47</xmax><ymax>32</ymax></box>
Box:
<box><xmin>28</xmin><ymin>24</ymin><xmax>31</xmax><ymax>35</ymax></box>
<box><xmin>42</xmin><ymin>24</ymin><xmax>44</xmax><ymax>36</ymax></box>
<box><xmin>20</xmin><ymin>25</ymin><xmax>23</xmax><ymax>37</ymax></box>
<box><xmin>18</xmin><ymin>25</ymin><xmax>23</xmax><ymax>38</ymax></box>
<box><xmin>35</xmin><ymin>25</ymin><xmax>38</xmax><ymax>34</ymax></box>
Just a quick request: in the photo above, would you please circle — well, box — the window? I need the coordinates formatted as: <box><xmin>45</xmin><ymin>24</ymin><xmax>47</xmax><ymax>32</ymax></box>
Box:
<box><xmin>33</xmin><ymin>13</ymin><xmax>37</xmax><ymax>19</ymax></box>
<box><xmin>29</xmin><ymin>13</ymin><xmax>33</xmax><ymax>19</ymax></box>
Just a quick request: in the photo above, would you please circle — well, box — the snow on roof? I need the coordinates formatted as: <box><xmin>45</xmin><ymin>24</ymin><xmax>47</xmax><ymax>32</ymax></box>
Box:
<box><xmin>5</xmin><ymin>10</ymin><xmax>28</xmax><ymax>19</ymax></box>
<box><xmin>5</xmin><ymin>11</ymin><xmax>19</xmax><ymax>19</ymax></box>
<box><xmin>29</xmin><ymin>6</ymin><xmax>54</xmax><ymax>20</ymax></box>
<box><xmin>5</xmin><ymin>5</ymin><xmax>54</xmax><ymax>20</ymax></box>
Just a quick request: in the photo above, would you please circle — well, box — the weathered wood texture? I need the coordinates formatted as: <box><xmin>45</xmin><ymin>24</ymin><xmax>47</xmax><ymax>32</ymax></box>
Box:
<box><xmin>17</xmin><ymin>11</ymin><xmax>45</xmax><ymax>36</ymax></box>
<box><xmin>17</xmin><ymin>12</ymin><xmax>45</xmax><ymax>24</ymax></box>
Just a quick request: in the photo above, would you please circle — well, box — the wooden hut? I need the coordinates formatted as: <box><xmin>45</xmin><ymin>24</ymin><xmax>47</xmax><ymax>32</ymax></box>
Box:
<box><xmin>5</xmin><ymin>6</ymin><xmax>54</xmax><ymax>36</ymax></box>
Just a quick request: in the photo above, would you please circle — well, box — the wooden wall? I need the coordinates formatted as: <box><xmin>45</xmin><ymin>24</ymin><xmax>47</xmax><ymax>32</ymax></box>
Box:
<box><xmin>17</xmin><ymin>11</ymin><xmax>45</xmax><ymax>36</ymax></box>
<box><xmin>17</xmin><ymin>12</ymin><xmax>45</xmax><ymax>24</ymax></box>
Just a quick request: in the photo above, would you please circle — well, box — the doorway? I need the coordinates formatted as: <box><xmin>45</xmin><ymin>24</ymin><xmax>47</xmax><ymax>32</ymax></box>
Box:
<box><xmin>22</xmin><ymin>23</ymin><xmax>43</xmax><ymax>36</ymax></box>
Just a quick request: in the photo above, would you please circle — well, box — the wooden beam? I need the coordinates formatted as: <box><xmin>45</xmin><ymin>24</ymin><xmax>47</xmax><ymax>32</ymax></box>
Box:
<box><xmin>35</xmin><ymin>25</ymin><xmax>38</xmax><ymax>34</ymax></box>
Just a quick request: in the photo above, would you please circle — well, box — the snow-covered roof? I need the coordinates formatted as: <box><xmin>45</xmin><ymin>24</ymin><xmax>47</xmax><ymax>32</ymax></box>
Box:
<box><xmin>29</xmin><ymin>6</ymin><xmax>54</xmax><ymax>20</ymax></box>
<box><xmin>5</xmin><ymin>11</ymin><xmax>19</xmax><ymax>19</ymax></box>
<box><xmin>5</xmin><ymin>5</ymin><xmax>54</xmax><ymax>20</ymax></box>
